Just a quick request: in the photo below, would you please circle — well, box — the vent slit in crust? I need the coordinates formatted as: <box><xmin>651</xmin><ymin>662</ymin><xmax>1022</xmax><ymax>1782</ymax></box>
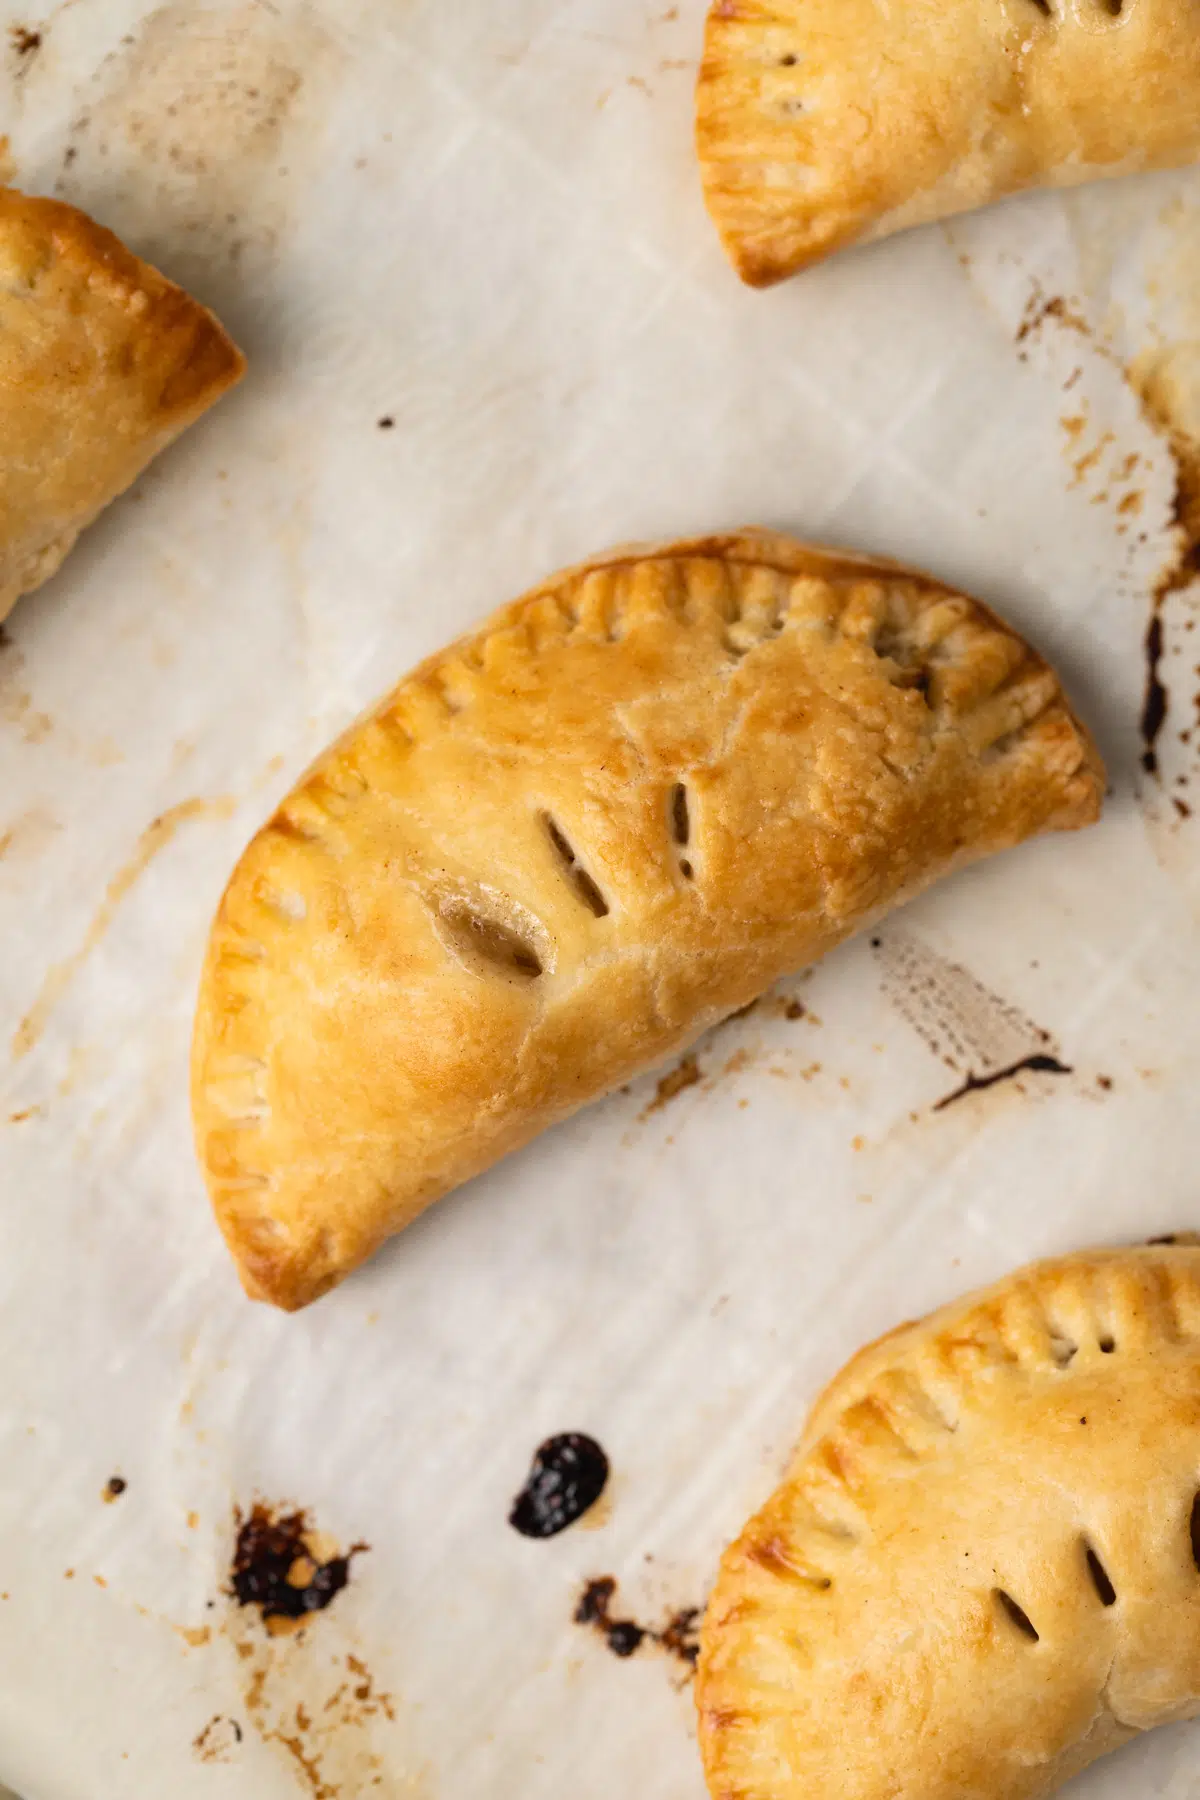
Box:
<box><xmin>192</xmin><ymin>533</ymin><xmax>1103</xmax><ymax>1309</ymax></box>
<box><xmin>994</xmin><ymin>1588</ymin><xmax>1040</xmax><ymax>1642</ymax></box>
<box><xmin>544</xmin><ymin>814</ymin><xmax>610</xmax><ymax>919</ymax></box>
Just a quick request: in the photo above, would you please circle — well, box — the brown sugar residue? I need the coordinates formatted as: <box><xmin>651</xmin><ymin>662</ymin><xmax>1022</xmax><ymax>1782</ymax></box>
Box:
<box><xmin>1070</xmin><ymin>431</ymin><xmax>1115</xmax><ymax>489</ymax></box>
<box><xmin>573</xmin><ymin>1576</ymin><xmax>701</xmax><ymax>1670</ymax></box>
<box><xmin>9</xmin><ymin>25</ymin><xmax>39</xmax><ymax>57</ymax></box>
<box><xmin>193</xmin><ymin>1715</ymin><xmax>243</xmax><ymax>1764</ymax></box>
<box><xmin>1016</xmin><ymin>290</ymin><xmax>1091</xmax><ymax>346</ymax></box>
<box><xmin>230</xmin><ymin>1622</ymin><xmax>400</xmax><ymax>1800</ymax></box>
<box><xmin>643</xmin><ymin>1052</ymin><xmax>702</xmax><ymax>1116</ymax></box>
<box><xmin>102</xmin><ymin>1475</ymin><xmax>127</xmax><ymax>1503</ymax></box>
<box><xmin>231</xmin><ymin>1503</ymin><xmax>367</xmax><ymax>1630</ymax></box>
<box><xmin>11</xmin><ymin>796</ymin><xmax>235</xmax><ymax>1058</ymax></box>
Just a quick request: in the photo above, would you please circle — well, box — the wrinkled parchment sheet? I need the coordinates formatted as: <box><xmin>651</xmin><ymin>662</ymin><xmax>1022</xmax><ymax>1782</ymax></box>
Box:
<box><xmin>3</xmin><ymin>3</ymin><xmax>1200</xmax><ymax>1796</ymax></box>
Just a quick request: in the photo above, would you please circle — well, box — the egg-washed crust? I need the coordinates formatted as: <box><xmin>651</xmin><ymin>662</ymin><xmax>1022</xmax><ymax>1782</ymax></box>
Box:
<box><xmin>0</xmin><ymin>186</ymin><xmax>245</xmax><ymax>620</ymax></box>
<box><xmin>192</xmin><ymin>530</ymin><xmax>1103</xmax><ymax>1311</ymax></box>
<box><xmin>698</xmin><ymin>1243</ymin><xmax>1200</xmax><ymax>1800</ymax></box>
<box><xmin>697</xmin><ymin>0</ymin><xmax>1200</xmax><ymax>286</ymax></box>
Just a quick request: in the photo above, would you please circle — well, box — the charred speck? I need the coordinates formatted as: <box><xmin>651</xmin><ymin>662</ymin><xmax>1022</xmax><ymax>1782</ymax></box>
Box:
<box><xmin>573</xmin><ymin>1576</ymin><xmax>701</xmax><ymax>1667</ymax></box>
<box><xmin>230</xmin><ymin>1503</ymin><xmax>366</xmax><ymax>1623</ymax></box>
<box><xmin>103</xmin><ymin>1475</ymin><xmax>127</xmax><ymax>1501</ymax></box>
<box><xmin>1142</xmin><ymin>610</ymin><xmax>1168</xmax><ymax>776</ymax></box>
<box><xmin>377</xmin><ymin>415</ymin><xmax>395</xmax><ymax>430</ymax></box>
<box><xmin>574</xmin><ymin>1576</ymin><xmax>645</xmax><ymax>1657</ymax></box>
<box><xmin>658</xmin><ymin>1605</ymin><xmax>702</xmax><ymax>1666</ymax></box>
<box><xmin>509</xmin><ymin>1433</ymin><xmax>609</xmax><ymax>1540</ymax></box>
<box><xmin>606</xmin><ymin>1620</ymin><xmax>646</xmax><ymax>1657</ymax></box>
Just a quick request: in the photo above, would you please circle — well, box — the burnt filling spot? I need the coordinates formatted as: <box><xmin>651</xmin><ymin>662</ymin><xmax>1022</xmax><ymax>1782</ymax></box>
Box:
<box><xmin>574</xmin><ymin>1577</ymin><xmax>646</xmax><ymax>1658</ymax></box>
<box><xmin>573</xmin><ymin>1576</ymin><xmax>701</xmax><ymax>1667</ymax></box>
<box><xmin>509</xmin><ymin>1433</ymin><xmax>610</xmax><ymax>1539</ymax></box>
<box><xmin>1141</xmin><ymin>610</ymin><xmax>1168</xmax><ymax>776</ymax></box>
<box><xmin>230</xmin><ymin>1503</ymin><xmax>366</xmax><ymax>1624</ymax></box>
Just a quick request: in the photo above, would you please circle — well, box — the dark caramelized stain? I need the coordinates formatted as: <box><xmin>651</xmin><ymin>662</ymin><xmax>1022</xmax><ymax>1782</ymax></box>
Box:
<box><xmin>102</xmin><ymin>1474</ymin><xmax>127</xmax><ymax>1503</ymax></box>
<box><xmin>9</xmin><ymin>25</ymin><xmax>40</xmax><ymax>56</ymax></box>
<box><xmin>573</xmin><ymin>1576</ymin><xmax>701</xmax><ymax>1667</ymax></box>
<box><xmin>509</xmin><ymin>1433</ymin><xmax>609</xmax><ymax>1540</ymax></box>
<box><xmin>1142</xmin><ymin>611</ymin><xmax>1168</xmax><ymax>776</ymax></box>
<box><xmin>933</xmin><ymin>1053</ymin><xmax>1072</xmax><ymax>1113</ymax></box>
<box><xmin>230</xmin><ymin>1503</ymin><xmax>366</xmax><ymax>1624</ymax></box>
<box><xmin>575</xmin><ymin>1576</ymin><xmax>644</xmax><ymax>1657</ymax></box>
<box><xmin>658</xmin><ymin>1606</ymin><xmax>702</xmax><ymax>1666</ymax></box>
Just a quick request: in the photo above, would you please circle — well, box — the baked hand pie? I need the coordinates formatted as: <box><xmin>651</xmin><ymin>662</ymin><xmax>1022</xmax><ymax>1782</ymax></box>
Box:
<box><xmin>192</xmin><ymin>531</ymin><xmax>1102</xmax><ymax>1310</ymax></box>
<box><xmin>697</xmin><ymin>0</ymin><xmax>1200</xmax><ymax>286</ymax></box>
<box><xmin>698</xmin><ymin>1242</ymin><xmax>1200</xmax><ymax>1800</ymax></box>
<box><xmin>0</xmin><ymin>187</ymin><xmax>244</xmax><ymax>622</ymax></box>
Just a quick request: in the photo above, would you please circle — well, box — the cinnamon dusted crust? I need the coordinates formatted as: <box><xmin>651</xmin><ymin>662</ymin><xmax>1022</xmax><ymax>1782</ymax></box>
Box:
<box><xmin>698</xmin><ymin>1243</ymin><xmax>1200</xmax><ymax>1800</ymax></box>
<box><xmin>0</xmin><ymin>187</ymin><xmax>244</xmax><ymax>620</ymax></box>
<box><xmin>191</xmin><ymin>531</ymin><xmax>1103</xmax><ymax>1310</ymax></box>
<box><xmin>697</xmin><ymin>0</ymin><xmax>1200</xmax><ymax>286</ymax></box>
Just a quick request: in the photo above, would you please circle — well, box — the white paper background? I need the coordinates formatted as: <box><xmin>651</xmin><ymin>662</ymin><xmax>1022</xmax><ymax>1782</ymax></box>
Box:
<box><xmin>3</xmin><ymin>3</ymin><xmax>1200</xmax><ymax>1796</ymax></box>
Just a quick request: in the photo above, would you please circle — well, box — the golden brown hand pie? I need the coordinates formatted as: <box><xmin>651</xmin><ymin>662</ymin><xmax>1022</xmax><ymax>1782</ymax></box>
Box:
<box><xmin>0</xmin><ymin>187</ymin><xmax>244</xmax><ymax>622</ymax></box>
<box><xmin>697</xmin><ymin>0</ymin><xmax>1200</xmax><ymax>286</ymax></box>
<box><xmin>192</xmin><ymin>531</ymin><xmax>1102</xmax><ymax>1310</ymax></box>
<box><xmin>698</xmin><ymin>1243</ymin><xmax>1200</xmax><ymax>1800</ymax></box>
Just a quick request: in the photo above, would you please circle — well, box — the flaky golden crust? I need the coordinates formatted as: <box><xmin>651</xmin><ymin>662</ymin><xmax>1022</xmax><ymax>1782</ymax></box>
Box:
<box><xmin>697</xmin><ymin>0</ymin><xmax>1200</xmax><ymax>286</ymax></box>
<box><xmin>698</xmin><ymin>1244</ymin><xmax>1200</xmax><ymax>1800</ymax></box>
<box><xmin>192</xmin><ymin>531</ymin><xmax>1103</xmax><ymax>1310</ymax></box>
<box><xmin>0</xmin><ymin>187</ymin><xmax>245</xmax><ymax>620</ymax></box>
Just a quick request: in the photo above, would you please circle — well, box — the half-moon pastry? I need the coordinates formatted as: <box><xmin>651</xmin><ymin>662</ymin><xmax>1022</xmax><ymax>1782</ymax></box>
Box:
<box><xmin>192</xmin><ymin>531</ymin><xmax>1102</xmax><ymax>1309</ymax></box>
<box><xmin>698</xmin><ymin>1242</ymin><xmax>1200</xmax><ymax>1800</ymax></box>
<box><xmin>0</xmin><ymin>186</ymin><xmax>244</xmax><ymax>621</ymax></box>
<box><xmin>697</xmin><ymin>0</ymin><xmax>1200</xmax><ymax>287</ymax></box>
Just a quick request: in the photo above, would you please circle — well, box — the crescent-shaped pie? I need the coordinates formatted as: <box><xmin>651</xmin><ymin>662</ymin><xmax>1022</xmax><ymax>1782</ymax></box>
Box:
<box><xmin>192</xmin><ymin>531</ymin><xmax>1102</xmax><ymax>1309</ymax></box>
<box><xmin>697</xmin><ymin>0</ymin><xmax>1200</xmax><ymax>286</ymax></box>
<box><xmin>698</xmin><ymin>1242</ymin><xmax>1200</xmax><ymax>1800</ymax></box>
<box><xmin>0</xmin><ymin>187</ymin><xmax>244</xmax><ymax>621</ymax></box>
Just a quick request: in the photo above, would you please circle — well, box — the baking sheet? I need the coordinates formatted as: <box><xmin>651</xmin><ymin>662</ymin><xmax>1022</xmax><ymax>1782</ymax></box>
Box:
<box><xmin>3</xmin><ymin>3</ymin><xmax>1200</xmax><ymax>1795</ymax></box>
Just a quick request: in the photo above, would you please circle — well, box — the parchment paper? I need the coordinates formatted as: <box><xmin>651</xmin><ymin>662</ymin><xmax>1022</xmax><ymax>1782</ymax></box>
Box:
<box><xmin>3</xmin><ymin>4</ymin><xmax>1200</xmax><ymax>1796</ymax></box>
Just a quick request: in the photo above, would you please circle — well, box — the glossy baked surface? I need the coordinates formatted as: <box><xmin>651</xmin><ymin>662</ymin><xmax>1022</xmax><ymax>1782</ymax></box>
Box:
<box><xmin>0</xmin><ymin>186</ymin><xmax>244</xmax><ymax>620</ymax></box>
<box><xmin>698</xmin><ymin>1243</ymin><xmax>1200</xmax><ymax>1800</ymax></box>
<box><xmin>192</xmin><ymin>531</ymin><xmax>1102</xmax><ymax>1309</ymax></box>
<box><xmin>697</xmin><ymin>0</ymin><xmax>1200</xmax><ymax>286</ymax></box>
